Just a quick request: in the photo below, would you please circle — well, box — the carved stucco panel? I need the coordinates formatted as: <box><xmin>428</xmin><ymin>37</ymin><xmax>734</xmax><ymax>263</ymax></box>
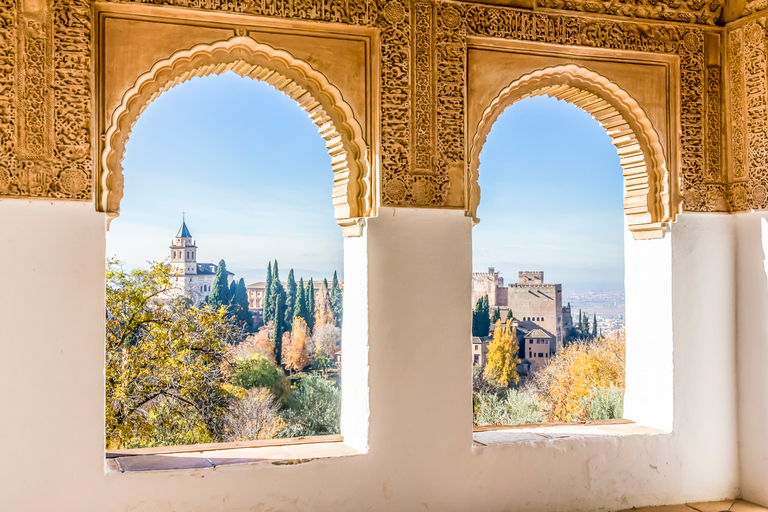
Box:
<box><xmin>727</xmin><ymin>18</ymin><xmax>768</xmax><ymax>211</ymax></box>
<box><xmin>0</xmin><ymin>0</ymin><xmax>91</xmax><ymax>200</ymax></box>
<box><xmin>0</xmin><ymin>0</ymin><xmax>16</xmax><ymax>195</ymax></box>
<box><xmin>0</xmin><ymin>0</ymin><xmax>753</xmax><ymax>215</ymax></box>
<box><xmin>537</xmin><ymin>0</ymin><xmax>723</xmax><ymax>26</ymax></box>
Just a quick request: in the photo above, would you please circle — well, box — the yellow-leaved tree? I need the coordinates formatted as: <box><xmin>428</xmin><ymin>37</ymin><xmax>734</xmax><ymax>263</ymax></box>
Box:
<box><xmin>534</xmin><ymin>332</ymin><xmax>625</xmax><ymax>421</ymax></box>
<box><xmin>105</xmin><ymin>260</ymin><xmax>243</xmax><ymax>449</ymax></box>
<box><xmin>283</xmin><ymin>317</ymin><xmax>310</xmax><ymax>372</ymax></box>
<box><xmin>483</xmin><ymin>320</ymin><xmax>521</xmax><ymax>387</ymax></box>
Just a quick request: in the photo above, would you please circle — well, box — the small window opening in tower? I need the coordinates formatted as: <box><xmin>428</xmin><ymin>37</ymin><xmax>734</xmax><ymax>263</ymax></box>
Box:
<box><xmin>471</xmin><ymin>95</ymin><xmax>625</xmax><ymax>428</ymax></box>
<box><xmin>105</xmin><ymin>71</ymin><xmax>344</xmax><ymax>451</ymax></box>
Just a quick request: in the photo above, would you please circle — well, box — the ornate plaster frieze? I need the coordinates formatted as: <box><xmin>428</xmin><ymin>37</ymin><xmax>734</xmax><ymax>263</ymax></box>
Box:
<box><xmin>535</xmin><ymin>0</ymin><xmax>723</xmax><ymax>26</ymax></box>
<box><xmin>100</xmin><ymin>37</ymin><xmax>371</xmax><ymax>233</ymax></box>
<box><xmin>468</xmin><ymin>65</ymin><xmax>672</xmax><ymax>240</ymax></box>
<box><xmin>744</xmin><ymin>0</ymin><xmax>768</xmax><ymax>17</ymax></box>
<box><xmin>726</xmin><ymin>18</ymin><xmax>768</xmax><ymax>210</ymax></box>
<box><xmin>0</xmin><ymin>0</ymin><xmax>750</xmax><ymax>216</ymax></box>
<box><xmin>0</xmin><ymin>0</ymin><xmax>91</xmax><ymax>199</ymax></box>
<box><xmin>429</xmin><ymin>1</ymin><xmax>726</xmax><ymax>216</ymax></box>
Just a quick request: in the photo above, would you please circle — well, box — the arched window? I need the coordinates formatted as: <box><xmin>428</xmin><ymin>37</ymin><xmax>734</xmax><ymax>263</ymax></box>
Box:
<box><xmin>471</xmin><ymin>93</ymin><xmax>627</xmax><ymax>428</ymax></box>
<box><xmin>104</xmin><ymin>66</ymin><xmax>366</xmax><ymax>454</ymax></box>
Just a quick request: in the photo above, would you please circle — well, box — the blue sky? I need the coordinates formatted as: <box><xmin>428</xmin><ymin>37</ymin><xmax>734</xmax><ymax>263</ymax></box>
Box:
<box><xmin>474</xmin><ymin>95</ymin><xmax>625</xmax><ymax>291</ymax></box>
<box><xmin>106</xmin><ymin>72</ymin><xmax>625</xmax><ymax>291</ymax></box>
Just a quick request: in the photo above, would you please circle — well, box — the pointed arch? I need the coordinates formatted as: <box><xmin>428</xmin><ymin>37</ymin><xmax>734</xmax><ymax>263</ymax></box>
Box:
<box><xmin>468</xmin><ymin>64</ymin><xmax>677</xmax><ymax>240</ymax></box>
<box><xmin>99</xmin><ymin>36</ymin><xmax>371</xmax><ymax>236</ymax></box>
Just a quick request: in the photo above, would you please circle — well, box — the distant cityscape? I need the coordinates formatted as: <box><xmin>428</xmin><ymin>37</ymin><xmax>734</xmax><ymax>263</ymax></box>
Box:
<box><xmin>563</xmin><ymin>289</ymin><xmax>625</xmax><ymax>334</ymax></box>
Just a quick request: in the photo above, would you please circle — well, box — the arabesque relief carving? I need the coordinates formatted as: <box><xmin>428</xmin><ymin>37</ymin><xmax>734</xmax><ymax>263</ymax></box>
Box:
<box><xmin>4</xmin><ymin>0</ymin><xmax>768</xmax><ymax>218</ymax></box>
<box><xmin>726</xmin><ymin>18</ymin><xmax>768</xmax><ymax>211</ymax></box>
<box><xmin>0</xmin><ymin>0</ymin><xmax>90</xmax><ymax>199</ymax></box>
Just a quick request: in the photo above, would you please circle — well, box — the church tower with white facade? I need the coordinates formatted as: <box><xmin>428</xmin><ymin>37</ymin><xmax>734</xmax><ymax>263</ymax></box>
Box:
<box><xmin>167</xmin><ymin>217</ymin><xmax>234</xmax><ymax>304</ymax></box>
<box><xmin>170</xmin><ymin>217</ymin><xmax>197</xmax><ymax>276</ymax></box>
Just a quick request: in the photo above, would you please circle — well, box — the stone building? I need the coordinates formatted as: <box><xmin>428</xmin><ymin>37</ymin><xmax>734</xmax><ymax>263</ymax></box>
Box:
<box><xmin>523</xmin><ymin>329</ymin><xmax>552</xmax><ymax>373</ymax></box>
<box><xmin>167</xmin><ymin>218</ymin><xmax>234</xmax><ymax>305</ymax></box>
<box><xmin>472</xmin><ymin>269</ymin><xmax>564</xmax><ymax>354</ymax></box>
<box><xmin>246</xmin><ymin>279</ymin><xmax>341</xmax><ymax>312</ymax></box>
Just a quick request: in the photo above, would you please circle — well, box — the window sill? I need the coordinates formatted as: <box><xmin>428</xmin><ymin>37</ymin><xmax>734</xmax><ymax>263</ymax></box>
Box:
<box><xmin>105</xmin><ymin>435</ymin><xmax>361</xmax><ymax>473</ymax></box>
<box><xmin>472</xmin><ymin>420</ymin><xmax>665</xmax><ymax>447</ymax></box>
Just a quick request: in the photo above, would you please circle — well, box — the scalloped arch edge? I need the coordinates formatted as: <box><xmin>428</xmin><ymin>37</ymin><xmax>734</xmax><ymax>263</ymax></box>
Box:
<box><xmin>99</xmin><ymin>36</ymin><xmax>372</xmax><ymax>237</ymax></box>
<box><xmin>468</xmin><ymin>64</ymin><xmax>677</xmax><ymax>241</ymax></box>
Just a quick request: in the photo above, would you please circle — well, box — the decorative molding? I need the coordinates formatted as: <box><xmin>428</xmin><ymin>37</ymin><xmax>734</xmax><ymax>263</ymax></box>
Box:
<box><xmin>99</xmin><ymin>36</ymin><xmax>372</xmax><ymax>230</ymax></box>
<box><xmin>432</xmin><ymin>2</ymin><xmax>728</xmax><ymax>215</ymax></box>
<box><xmin>536</xmin><ymin>0</ymin><xmax>723</xmax><ymax>26</ymax></box>
<box><xmin>0</xmin><ymin>0</ymin><xmax>17</xmax><ymax>196</ymax></box>
<box><xmin>0</xmin><ymin>0</ymin><xmax>91</xmax><ymax>199</ymax></box>
<box><xmin>16</xmin><ymin>0</ymin><xmax>54</xmax><ymax>161</ymax></box>
<box><xmin>468</xmin><ymin>64</ymin><xmax>672</xmax><ymax>240</ymax></box>
<box><xmin>3</xmin><ymin>0</ymin><xmax>761</xmax><ymax>215</ymax></box>
<box><xmin>726</xmin><ymin>18</ymin><xmax>768</xmax><ymax>211</ymax></box>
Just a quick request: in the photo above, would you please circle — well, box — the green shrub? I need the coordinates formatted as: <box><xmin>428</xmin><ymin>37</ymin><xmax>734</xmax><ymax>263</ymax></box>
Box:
<box><xmin>581</xmin><ymin>384</ymin><xmax>624</xmax><ymax>420</ymax></box>
<box><xmin>279</xmin><ymin>375</ymin><xmax>340</xmax><ymax>437</ymax></box>
<box><xmin>474</xmin><ymin>388</ymin><xmax>544</xmax><ymax>426</ymax></box>
<box><xmin>229</xmin><ymin>355</ymin><xmax>291</xmax><ymax>403</ymax></box>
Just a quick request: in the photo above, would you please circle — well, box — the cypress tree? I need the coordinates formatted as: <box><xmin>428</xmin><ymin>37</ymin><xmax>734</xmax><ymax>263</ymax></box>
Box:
<box><xmin>592</xmin><ymin>313</ymin><xmax>598</xmax><ymax>338</ymax></box>
<box><xmin>228</xmin><ymin>281</ymin><xmax>237</xmax><ymax>303</ymax></box>
<box><xmin>263</xmin><ymin>261</ymin><xmax>273</xmax><ymax>321</ymax></box>
<box><xmin>266</xmin><ymin>260</ymin><xmax>285</xmax><ymax>325</ymax></box>
<box><xmin>472</xmin><ymin>297</ymin><xmax>483</xmax><ymax>337</ymax></box>
<box><xmin>330</xmin><ymin>270</ymin><xmax>342</xmax><ymax>327</ymax></box>
<box><xmin>305</xmin><ymin>278</ymin><xmax>315</xmax><ymax>331</ymax></box>
<box><xmin>273</xmin><ymin>299</ymin><xmax>283</xmax><ymax>365</ymax></box>
<box><xmin>233</xmin><ymin>278</ymin><xmax>252</xmax><ymax>330</ymax></box>
<box><xmin>207</xmin><ymin>259</ymin><xmax>231</xmax><ymax>310</ymax></box>
<box><xmin>472</xmin><ymin>294</ymin><xmax>491</xmax><ymax>337</ymax></box>
<box><xmin>490</xmin><ymin>307</ymin><xmax>500</xmax><ymax>324</ymax></box>
<box><xmin>293</xmin><ymin>277</ymin><xmax>308</xmax><ymax>324</ymax></box>
<box><xmin>506</xmin><ymin>309</ymin><xmax>514</xmax><ymax>323</ymax></box>
<box><xmin>285</xmin><ymin>269</ymin><xmax>297</xmax><ymax>328</ymax></box>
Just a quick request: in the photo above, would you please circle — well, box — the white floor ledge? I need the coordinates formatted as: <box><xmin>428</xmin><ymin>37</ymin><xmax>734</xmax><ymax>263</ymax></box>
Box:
<box><xmin>473</xmin><ymin>423</ymin><xmax>665</xmax><ymax>447</ymax></box>
<box><xmin>105</xmin><ymin>441</ymin><xmax>362</xmax><ymax>473</ymax></box>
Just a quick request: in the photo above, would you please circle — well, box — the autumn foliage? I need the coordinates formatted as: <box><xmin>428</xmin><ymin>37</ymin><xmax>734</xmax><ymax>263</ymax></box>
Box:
<box><xmin>483</xmin><ymin>320</ymin><xmax>521</xmax><ymax>387</ymax></box>
<box><xmin>533</xmin><ymin>332</ymin><xmax>625</xmax><ymax>421</ymax></box>
<box><xmin>105</xmin><ymin>260</ymin><xmax>242</xmax><ymax>449</ymax></box>
<box><xmin>283</xmin><ymin>317</ymin><xmax>310</xmax><ymax>372</ymax></box>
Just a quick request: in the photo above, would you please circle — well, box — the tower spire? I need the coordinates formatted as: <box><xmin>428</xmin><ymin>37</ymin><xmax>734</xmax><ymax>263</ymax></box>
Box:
<box><xmin>176</xmin><ymin>215</ymin><xmax>192</xmax><ymax>238</ymax></box>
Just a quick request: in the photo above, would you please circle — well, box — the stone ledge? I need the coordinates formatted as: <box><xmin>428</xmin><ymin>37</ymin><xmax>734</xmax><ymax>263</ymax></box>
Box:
<box><xmin>105</xmin><ymin>441</ymin><xmax>361</xmax><ymax>473</ymax></box>
<box><xmin>473</xmin><ymin>422</ymin><xmax>665</xmax><ymax>447</ymax></box>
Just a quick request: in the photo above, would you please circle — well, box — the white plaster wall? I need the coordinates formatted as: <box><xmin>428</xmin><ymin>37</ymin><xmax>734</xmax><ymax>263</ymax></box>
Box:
<box><xmin>735</xmin><ymin>211</ymin><xmax>768</xmax><ymax>506</ymax></box>
<box><xmin>0</xmin><ymin>204</ymin><xmax>742</xmax><ymax>512</ymax></box>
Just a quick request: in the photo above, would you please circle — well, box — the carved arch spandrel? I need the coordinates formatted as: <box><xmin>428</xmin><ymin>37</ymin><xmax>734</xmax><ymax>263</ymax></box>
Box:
<box><xmin>468</xmin><ymin>64</ymin><xmax>677</xmax><ymax>241</ymax></box>
<box><xmin>100</xmin><ymin>36</ymin><xmax>371</xmax><ymax>236</ymax></box>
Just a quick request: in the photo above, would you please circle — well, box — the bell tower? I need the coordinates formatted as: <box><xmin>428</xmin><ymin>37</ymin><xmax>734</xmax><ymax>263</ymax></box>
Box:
<box><xmin>170</xmin><ymin>215</ymin><xmax>197</xmax><ymax>276</ymax></box>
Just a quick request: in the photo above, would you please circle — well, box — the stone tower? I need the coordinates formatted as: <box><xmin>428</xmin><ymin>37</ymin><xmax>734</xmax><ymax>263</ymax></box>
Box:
<box><xmin>170</xmin><ymin>216</ymin><xmax>197</xmax><ymax>276</ymax></box>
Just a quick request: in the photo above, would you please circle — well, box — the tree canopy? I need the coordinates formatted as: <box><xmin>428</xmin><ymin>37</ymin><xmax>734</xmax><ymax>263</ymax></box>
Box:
<box><xmin>472</xmin><ymin>295</ymin><xmax>490</xmax><ymax>337</ymax></box>
<box><xmin>105</xmin><ymin>261</ymin><xmax>242</xmax><ymax>449</ymax></box>
<box><xmin>206</xmin><ymin>259</ymin><xmax>231</xmax><ymax>310</ymax></box>
<box><xmin>483</xmin><ymin>320</ymin><xmax>520</xmax><ymax>387</ymax></box>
